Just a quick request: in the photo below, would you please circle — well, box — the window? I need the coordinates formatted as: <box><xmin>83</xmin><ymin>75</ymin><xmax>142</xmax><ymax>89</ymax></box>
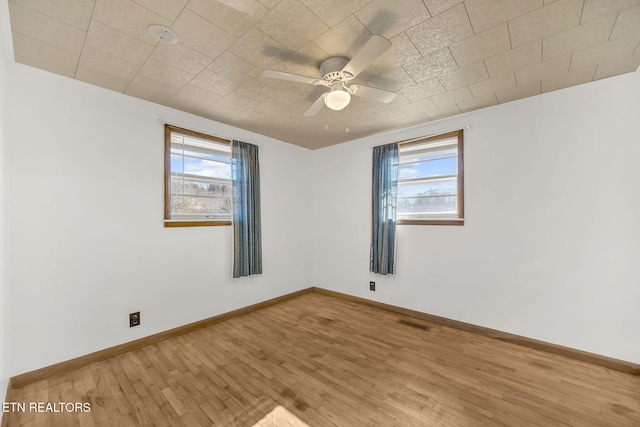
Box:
<box><xmin>164</xmin><ymin>125</ymin><xmax>232</xmax><ymax>227</ymax></box>
<box><xmin>397</xmin><ymin>129</ymin><xmax>464</xmax><ymax>225</ymax></box>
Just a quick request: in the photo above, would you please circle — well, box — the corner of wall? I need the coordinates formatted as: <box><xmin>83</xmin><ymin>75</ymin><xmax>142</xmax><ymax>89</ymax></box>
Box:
<box><xmin>0</xmin><ymin>0</ymin><xmax>11</xmax><ymax>404</ymax></box>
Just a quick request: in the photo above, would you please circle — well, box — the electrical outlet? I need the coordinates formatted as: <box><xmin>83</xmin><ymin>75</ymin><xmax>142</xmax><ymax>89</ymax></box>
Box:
<box><xmin>369</xmin><ymin>281</ymin><xmax>375</xmax><ymax>291</ymax></box>
<box><xmin>129</xmin><ymin>312</ymin><xmax>140</xmax><ymax>327</ymax></box>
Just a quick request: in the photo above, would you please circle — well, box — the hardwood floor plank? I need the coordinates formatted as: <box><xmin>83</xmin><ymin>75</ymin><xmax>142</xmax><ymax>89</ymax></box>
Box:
<box><xmin>5</xmin><ymin>293</ymin><xmax>640</xmax><ymax>426</ymax></box>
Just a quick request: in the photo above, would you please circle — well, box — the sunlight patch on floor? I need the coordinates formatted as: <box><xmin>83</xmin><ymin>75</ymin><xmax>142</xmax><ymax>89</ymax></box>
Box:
<box><xmin>251</xmin><ymin>405</ymin><xmax>310</xmax><ymax>427</ymax></box>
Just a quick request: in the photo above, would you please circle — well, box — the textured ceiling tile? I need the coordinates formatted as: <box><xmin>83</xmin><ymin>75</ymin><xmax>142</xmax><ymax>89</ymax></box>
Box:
<box><xmin>581</xmin><ymin>0</ymin><xmax>640</xmax><ymax>24</ymax></box>
<box><xmin>356</xmin><ymin>0</ymin><xmax>431</xmax><ymax>39</ymax></box>
<box><xmin>570</xmin><ymin>34</ymin><xmax>640</xmax><ymax>71</ymax></box>
<box><xmin>9</xmin><ymin>2</ymin><xmax>86</xmax><ymax>53</ymax></box>
<box><xmin>610</xmin><ymin>5</ymin><xmax>640</xmax><ymax>40</ymax></box>
<box><xmin>75</xmin><ymin>65</ymin><xmax>130</xmax><ymax>92</ymax></box>
<box><xmin>469</xmin><ymin>71</ymin><xmax>516</xmax><ymax>97</ymax></box>
<box><xmin>372</xmin><ymin>33</ymin><xmax>421</xmax><ymax>74</ymax></box>
<box><xmin>387</xmin><ymin>92</ymin><xmax>411</xmax><ymax>107</ymax></box>
<box><xmin>542</xmin><ymin>14</ymin><xmax>617</xmax><ymax>61</ymax></box>
<box><xmin>484</xmin><ymin>40</ymin><xmax>542</xmax><ymax>76</ymax></box>
<box><xmin>215</xmin><ymin>92</ymin><xmax>261</xmax><ymax>112</ymax></box>
<box><xmin>10</xmin><ymin>0</ymin><xmax>94</xmax><ymax>30</ymax></box>
<box><xmin>258</xmin><ymin>0</ymin><xmax>281</xmax><ymax>8</ymax></box>
<box><xmin>151</xmin><ymin>43</ymin><xmax>212</xmax><ymax>75</ymax></box>
<box><xmin>186</xmin><ymin>0</ymin><xmax>269</xmax><ymax>38</ymax></box>
<box><xmin>495</xmin><ymin>80</ymin><xmax>540</xmax><ymax>103</ymax></box>
<box><xmin>424</xmin><ymin>103</ymin><xmax>461</xmax><ymax>120</ymax></box>
<box><xmin>509</xmin><ymin>0</ymin><xmax>583</xmax><ymax>48</ymax></box>
<box><xmin>594</xmin><ymin>53</ymin><xmax>640</xmax><ymax>79</ymax></box>
<box><xmin>191</xmin><ymin>69</ymin><xmax>241</xmax><ymax>97</ymax></box>
<box><xmin>363</xmin><ymin>67</ymin><xmax>417</xmax><ymax>91</ymax></box>
<box><xmin>464</xmin><ymin>0</ymin><xmax>542</xmax><ymax>34</ymax></box>
<box><xmin>85</xmin><ymin>20</ymin><xmax>154</xmax><ymax>65</ymax></box>
<box><xmin>438</xmin><ymin>61</ymin><xmax>488</xmax><ymax>90</ymax></box>
<box><xmin>79</xmin><ymin>45</ymin><xmax>141</xmax><ymax>80</ymax></box>
<box><xmin>171</xmin><ymin>8</ymin><xmax>237</xmax><ymax>59</ymax></box>
<box><xmin>207</xmin><ymin>51</ymin><xmax>261</xmax><ymax>84</ymax></box>
<box><xmin>9</xmin><ymin>0</ymin><xmax>640</xmax><ymax>149</ymax></box>
<box><xmin>449</xmin><ymin>24</ymin><xmax>510</xmax><ymax>67</ymax></box>
<box><xmin>457</xmin><ymin>93</ymin><xmax>497</xmax><ymax>112</ymax></box>
<box><xmin>256</xmin><ymin>0</ymin><xmax>328</xmax><ymax>51</ymax></box>
<box><xmin>229</xmin><ymin>27</ymin><xmax>291</xmax><ymax>69</ymax></box>
<box><xmin>11</xmin><ymin>32</ymin><xmax>79</xmax><ymax>75</ymax></box>
<box><xmin>300</xmin><ymin>0</ymin><xmax>371</xmax><ymax>27</ymax></box>
<box><xmin>541</xmin><ymin>65</ymin><xmax>596</xmax><ymax>92</ymax></box>
<box><xmin>92</xmin><ymin>0</ymin><xmax>171</xmax><ymax>45</ymax></box>
<box><xmin>138</xmin><ymin>58</ymin><xmax>194</xmax><ymax>88</ymax></box>
<box><xmin>400</xmin><ymin>77</ymin><xmax>446</xmax><ymax>101</ymax></box>
<box><xmin>166</xmin><ymin>84</ymin><xmax>221</xmax><ymax>112</ymax></box>
<box><xmin>402</xmin><ymin>48</ymin><xmax>458</xmax><ymax>83</ymax></box>
<box><xmin>515</xmin><ymin>54</ymin><xmax>570</xmax><ymax>85</ymax></box>
<box><xmin>430</xmin><ymin>85</ymin><xmax>473</xmax><ymax>106</ymax></box>
<box><xmin>125</xmin><ymin>75</ymin><xmax>180</xmax><ymax>104</ymax></box>
<box><xmin>269</xmin><ymin>43</ymin><xmax>327</xmax><ymax>78</ymax></box>
<box><xmin>15</xmin><ymin>54</ymin><xmax>76</xmax><ymax>77</ymax></box>
<box><xmin>405</xmin><ymin>4</ymin><xmax>473</xmax><ymax>55</ymax></box>
<box><xmin>256</xmin><ymin>0</ymin><xmax>329</xmax><ymax>50</ymax></box>
<box><xmin>398</xmin><ymin>97</ymin><xmax>438</xmax><ymax>115</ymax></box>
<box><xmin>397</xmin><ymin>111</ymin><xmax>430</xmax><ymax>126</ymax></box>
<box><xmin>422</xmin><ymin>0</ymin><xmax>464</xmax><ymax>16</ymax></box>
<box><xmin>354</xmin><ymin>108</ymin><xmax>407</xmax><ymax>128</ymax></box>
<box><xmin>312</xmin><ymin>15</ymin><xmax>371</xmax><ymax>59</ymax></box>
<box><xmin>133</xmin><ymin>0</ymin><xmax>188</xmax><ymax>21</ymax></box>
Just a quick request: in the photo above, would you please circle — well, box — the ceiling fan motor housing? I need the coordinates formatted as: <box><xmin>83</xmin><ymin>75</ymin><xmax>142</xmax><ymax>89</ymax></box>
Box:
<box><xmin>320</xmin><ymin>57</ymin><xmax>353</xmax><ymax>83</ymax></box>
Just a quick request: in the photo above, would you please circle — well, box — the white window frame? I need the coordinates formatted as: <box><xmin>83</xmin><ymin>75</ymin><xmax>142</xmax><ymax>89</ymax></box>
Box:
<box><xmin>397</xmin><ymin>129</ymin><xmax>464</xmax><ymax>226</ymax></box>
<box><xmin>164</xmin><ymin>124</ymin><xmax>232</xmax><ymax>228</ymax></box>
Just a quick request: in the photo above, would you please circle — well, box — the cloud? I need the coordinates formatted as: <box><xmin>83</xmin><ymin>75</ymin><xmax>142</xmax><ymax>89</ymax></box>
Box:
<box><xmin>184</xmin><ymin>158</ymin><xmax>231</xmax><ymax>179</ymax></box>
<box><xmin>398</xmin><ymin>166</ymin><xmax>419</xmax><ymax>180</ymax></box>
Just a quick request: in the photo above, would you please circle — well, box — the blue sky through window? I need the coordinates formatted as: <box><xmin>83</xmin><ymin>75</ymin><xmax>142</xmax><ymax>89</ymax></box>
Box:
<box><xmin>399</xmin><ymin>157</ymin><xmax>456</xmax><ymax>180</ymax></box>
<box><xmin>171</xmin><ymin>155</ymin><xmax>231</xmax><ymax>179</ymax></box>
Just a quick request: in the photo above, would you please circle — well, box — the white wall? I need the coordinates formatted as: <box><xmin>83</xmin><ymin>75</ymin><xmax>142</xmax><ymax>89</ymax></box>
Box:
<box><xmin>4</xmin><ymin>62</ymin><xmax>313</xmax><ymax>375</ymax></box>
<box><xmin>0</xmin><ymin>0</ymin><xmax>12</xmax><ymax>402</ymax></box>
<box><xmin>313</xmin><ymin>70</ymin><xmax>640</xmax><ymax>364</ymax></box>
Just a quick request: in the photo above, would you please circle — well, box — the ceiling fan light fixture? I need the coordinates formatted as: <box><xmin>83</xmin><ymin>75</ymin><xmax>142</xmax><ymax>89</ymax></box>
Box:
<box><xmin>325</xmin><ymin>89</ymin><xmax>351</xmax><ymax>111</ymax></box>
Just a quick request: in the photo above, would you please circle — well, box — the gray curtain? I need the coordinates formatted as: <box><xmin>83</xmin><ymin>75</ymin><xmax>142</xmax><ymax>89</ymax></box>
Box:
<box><xmin>232</xmin><ymin>140</ymin><xmax>262</xmax><ymax>278</ymax></box>
<box><xmin>370</xmin><ymin>143</ymin><xmax>399</xmax><ymax>275</ymax></box>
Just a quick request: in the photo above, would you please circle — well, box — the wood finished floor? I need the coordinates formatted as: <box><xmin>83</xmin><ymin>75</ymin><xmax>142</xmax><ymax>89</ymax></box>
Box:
<box><xmin>5</xmin><ymin>293</ymin><xmax>640</xmax><ymax>426</ymax></box>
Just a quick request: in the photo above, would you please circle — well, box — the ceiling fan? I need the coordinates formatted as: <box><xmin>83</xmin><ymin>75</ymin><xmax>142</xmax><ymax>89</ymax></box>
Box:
<box><xmin>262</xmin><ymin>35</ymin><xmax>397</xmax><ymax>117</ymax></box>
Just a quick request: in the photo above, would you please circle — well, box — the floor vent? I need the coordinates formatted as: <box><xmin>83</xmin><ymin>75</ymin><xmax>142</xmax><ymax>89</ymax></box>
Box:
<box><xmin>398</xmin><ymin>320</ymin><xmax>430</xmax><ymax>331</ymax></box>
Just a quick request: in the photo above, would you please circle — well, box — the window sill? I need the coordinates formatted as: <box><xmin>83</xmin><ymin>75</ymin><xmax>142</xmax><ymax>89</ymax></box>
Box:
<box><xmin>397</xmin><ymin>219</ymin><xmax>464</xmax><ymax>226</ymax></box>
<box><xmin>164</xmin><ymin>220</ymin><xmax>231</xmax><ymax>228</ymax></box>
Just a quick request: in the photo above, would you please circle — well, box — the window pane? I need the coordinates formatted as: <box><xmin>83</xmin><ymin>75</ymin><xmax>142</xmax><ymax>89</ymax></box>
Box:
<box><xmin>171</xmin><ymin>147</ymin><xmax>230</xmax><ymax>163</ymax></box>
<box><xmin>398</xmin><ymin>180</ymin><xmax>456</xmax><ymax>198</ymax></box>
<box><xmin>170</xmin><ymin>154</ymin><xmax>183</xmax><ymax>174</ymax></box>
<box><xmin>398</xmin><ymin>196</ymin><xmax>457</xmax><ymax>214</ymax></box>
<box><xmin>182</xmin><ymin>157</ymin><xmax>231</xmax><ymax>179</ymax></box>
<box><xmin>398</xmin><ymin>157</ymin><xmax>457</xmax><ymax>180</ymax></box>
<box><xmin>171</xmin><ymin>178</ymin><xmax>230</xmax><ymax>197</ymax></box>
<box><xmin>170</xmin><ymin>195</ymin><xmax>232</xmax><ymax>216</ymax></box>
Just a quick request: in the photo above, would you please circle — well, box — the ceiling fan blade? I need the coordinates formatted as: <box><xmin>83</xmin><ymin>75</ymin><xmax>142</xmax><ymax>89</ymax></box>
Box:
<box><xmin>304</xmin><ymin>94</ymin><xmax>327</xmax><ymax>117</ymax></box>
<box><xmin>262</xmin><ymin>70</ymin><xmax>319</xmax><ymax>85</ymax></box>
<box><xmin>351</xmin><ymin>85</ymin><xmax>397</xmax><ymax>103</ymax></box>
<box><xmin>342</xmin><ymin>35</ymin><xmax>392</xmax><ymax>78</ymax></box>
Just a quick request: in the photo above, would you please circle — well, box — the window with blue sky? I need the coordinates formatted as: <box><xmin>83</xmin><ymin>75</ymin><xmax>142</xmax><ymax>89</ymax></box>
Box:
<box><xmin>397</xmin><ymin>130</ymin><xmax>464</xmax><ymax>225</ymax></box>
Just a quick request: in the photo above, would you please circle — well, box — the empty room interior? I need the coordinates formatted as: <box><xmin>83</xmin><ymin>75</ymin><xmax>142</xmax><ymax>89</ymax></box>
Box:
<box><xmin>1</xmin><ymin>0</ymin><xmax>640</xmax><ymax>425</ymax></box>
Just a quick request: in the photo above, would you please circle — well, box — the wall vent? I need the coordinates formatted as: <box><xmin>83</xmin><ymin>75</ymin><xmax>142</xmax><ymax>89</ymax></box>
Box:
<box><xmin>398</xmin><ymin>319</ymin><xmax>430</xmax><ymax>331</ymax></box>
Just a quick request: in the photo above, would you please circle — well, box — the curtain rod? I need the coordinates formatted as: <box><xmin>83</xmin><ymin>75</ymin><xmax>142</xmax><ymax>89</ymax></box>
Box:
<box><xmin>371</xmin><ymin>125</ymin><xmax>470</xmax><ymax>149</ymax></box>
<box><xmin>157</xmin><ymin>118</ymin><xmax>235</xmax><ymax>143</ymax></box>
